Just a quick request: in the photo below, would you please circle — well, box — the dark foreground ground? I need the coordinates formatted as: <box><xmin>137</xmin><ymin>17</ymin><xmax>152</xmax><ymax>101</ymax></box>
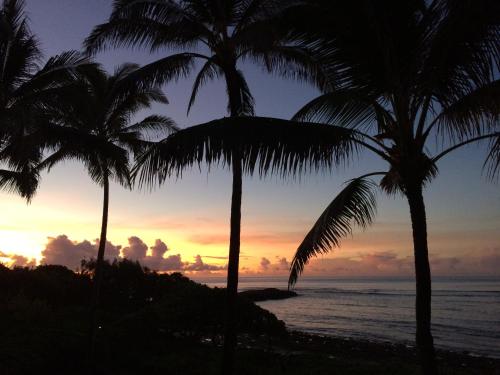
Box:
<box><xmin>1</xmin><ymin>261</ymin><xmax>498</xmax><ymax>375</ymax></box>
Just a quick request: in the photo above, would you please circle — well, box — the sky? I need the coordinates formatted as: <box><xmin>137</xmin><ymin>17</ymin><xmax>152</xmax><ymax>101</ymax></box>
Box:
<box><xmin>0</xmin><ymin>0</ymin><xmax>499</xmax><ymax>278</ymax></box>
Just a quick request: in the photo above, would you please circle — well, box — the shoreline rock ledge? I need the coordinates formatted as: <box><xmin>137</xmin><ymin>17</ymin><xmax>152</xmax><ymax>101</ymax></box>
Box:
<box><xmin>239</xmin><ymin>288</ymin><xmax>298</xmax><ymax>302</ymax></box>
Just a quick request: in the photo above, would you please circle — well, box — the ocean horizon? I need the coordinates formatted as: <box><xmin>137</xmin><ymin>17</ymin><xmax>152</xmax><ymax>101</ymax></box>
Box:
<box><xmin>195</xmin><ymin>276</ymin><xmax>500</xmax><ymax>359</ymax></box>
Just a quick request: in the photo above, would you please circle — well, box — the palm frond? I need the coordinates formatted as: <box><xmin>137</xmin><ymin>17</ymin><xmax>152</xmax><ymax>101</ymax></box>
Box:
<box><xmin>379</xmin><ymin>168</ymin><xmax>403</xmax><ymax>196</ymax></box>
<box><xmin>242</xmin><ymin>44</ymin><xmax>329</xmax><ymax>92</ymax></box>
<box><xmin>119</xmin><ymin>115</ymin><xmax>177</xmax><ymax>155</ymax></box>
<box><xmin>0</xmin><ymin>0</ymin><xmax>41</xmax><ymax>85</ymax></box>
<box><xmin>227</xmin><ymin>69</ymin><xmax>255</xmax><ymax>116</ymax></box>
<box><xmin>123</xmin><ymin>115</ymin><xmax>178</xmax><ymax>135</ymax></box>
<box><xmin>34</xmin><ymin>62</ymin><xmax>169</xmax><ymax>190</ymax></box>
<box><xmin>135</xmin><ymin>116</ymin><xmax>358</xmax><ymax>189</ymax></box>
<box><xmin>12</xmin><ymin>51</ymin><xmax>96</xmax><ymax>107</ymax></box>
<box><xmin>484</xmin><ymin>135</ymin><xmax>500</xmax><ymax>180</ymax></box>
<box><xmin>429</xmin><ymin>79</ymin><xmax>500</xmax><ymax>141</ymax></box>
<box><xmin>289</xmin><ymin>176</ymin><xmax>378</xmax><ymax>287</ymax></box>
<box><xmin>123</xmin><ymin>52</ymin><xmax>199</xmax><ymax>87</ymax></box>
<box><xmin>0</xmin><ymin>166</ymin><xmax>39</xmax><ymax>201</ymax></box>
<box><xmin>293</xmin><ymin>89</ymin><xmax>379</xmax><ymax>130</ymax></box>
<box><xmin>418</xmin><ymin>0</ymin><xmax>500</xmax><ymax>103</ymax></box>
<box><xmin>85</xmin><ymin>1</ymin><xmax>209</xmax><ymax>54</ymax></box>
<box><xmin>36</xmin><ymin>123</ymin><xmax>130</xmax><ymax>180</ymax></box>
<box><xmin>234</xmin><ymin>0</ymin><xmax>298</xmax><ymax>32</ymax></box>
<box><xmin>187</xmin><ymin>57</ymin><xmax>221</xmax><ymax>114</ymax></box>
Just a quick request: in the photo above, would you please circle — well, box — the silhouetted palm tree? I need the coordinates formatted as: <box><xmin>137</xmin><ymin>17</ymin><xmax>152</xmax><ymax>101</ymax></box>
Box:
<box><xmin>85</xmin><ymin>2</ymin><xmax>325</xmax><ymax>372</ymax></box>
<box><xmin>0</xmin><ymin>0</ymin><xmax>90</xmax><ymax>201</ymax></box>
<box><xmin>125</xmin><ymin>1</ymin><xmax>499</xmax><ymax>373</ymax></box>
<box><xmin>284</xmin><ymin>1</ymin><xmax>500</xmax><ymax>373</ymax></box>
<box><xmin>38</xmin><ymin>63</ymin><xmax>176</xmax><ymax>360</ymax></box>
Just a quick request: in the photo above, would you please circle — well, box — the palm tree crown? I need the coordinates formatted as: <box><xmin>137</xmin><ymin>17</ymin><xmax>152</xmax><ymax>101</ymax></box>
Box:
<box><xmin>40</xmin><ymin>63</ymin><xmax>176</xmax><ymax>186</ymax></box>
<box><xmin>283</xmin><ymin>1</ymin><xmax>499</xmax><ymax>373</ymax></box>
<box><xmin>85</xmin><ymin>0</ymin><xmax>326</xmax><ymax>116</ymax></box>
<box><xmin>288</xmin><ymin>0</ymin><xmax>500</xmax><ymax>284</ymax></box>
<box><xmin>0</xmin><ymin>0</ymin><xmax>91</xmax><ymax>200</ymax></box>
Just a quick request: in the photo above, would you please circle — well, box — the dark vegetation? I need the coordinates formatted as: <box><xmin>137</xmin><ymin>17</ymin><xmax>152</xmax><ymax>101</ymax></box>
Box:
<box><xmin>0</xmin><ymin>260</ymin><xmax>284</xmax><ymax>374</ymax></box>
<box><xmin>1</xmin><ymin>261</ymin><xmax>499</xmax><ymax>375</ymax></box>
<box><xmin>0</xmin><ymin>260</ymin><xmax>284</xmax><ymax>338</ymax></box>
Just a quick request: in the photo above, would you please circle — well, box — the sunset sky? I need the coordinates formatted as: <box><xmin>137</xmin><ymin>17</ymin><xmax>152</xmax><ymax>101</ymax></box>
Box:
<box><xmin>1</xmin><ymin>0</ymin><xmax>499</xmax><ymax>278</ymax></box>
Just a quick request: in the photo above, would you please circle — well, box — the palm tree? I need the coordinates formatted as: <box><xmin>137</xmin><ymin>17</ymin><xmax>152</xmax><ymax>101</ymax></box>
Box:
<box><xmin>85</xmin><ymin>1</ymin><xmax>325</xmax><ymax>372</ymax></box>
<box><xmin>0</xmin><ymin>0</ymin><xmax>91</xmax><ymax>202</ymax></box>
<box><xmin>38</xmin><ymin>63</ymin><xmax>176</xmax><ymax>360</ymax></box>
<box><xmin>127</xmin><ymin>1</ymin><xmax>498</xmax><ymax>373</ymax></box>
<box><xmin>284</xmin><ymin>1</ymin><xmax>500</xmax><ymax>373</ymax></box>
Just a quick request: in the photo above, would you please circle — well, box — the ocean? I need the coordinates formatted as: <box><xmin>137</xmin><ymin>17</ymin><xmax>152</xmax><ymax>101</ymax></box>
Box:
<box><xmin>197</xmin><ymin>277</ymin><xmax>500</xmax><ymax>358</ymax></box>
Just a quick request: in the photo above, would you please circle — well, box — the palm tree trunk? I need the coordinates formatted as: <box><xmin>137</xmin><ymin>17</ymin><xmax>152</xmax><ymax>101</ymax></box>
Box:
<box><xmin>406</xmin><ymin>184</ymin><xmax>437</xmax><ymax>375</ymax></box>
<box><xmin>88</xmin><ymin>174</ymin><xmax>109</xmax><ymax>363</ymax></box>
<box><xmin>222</xmin><ymin>149</ymin><xmax>242</xmax><ymax>375</ymax></box>
<box><xmin>222</xmin><ymin>64</ymin><xmax>244</xmax><ymax>375</ymax></box>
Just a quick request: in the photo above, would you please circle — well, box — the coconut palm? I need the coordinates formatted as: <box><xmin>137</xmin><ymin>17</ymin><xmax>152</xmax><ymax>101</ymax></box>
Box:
<box><xmin>38</xmin><ymin>63</ymin><xmax>176</xmax><ymax>359</ymax></box>
<box><xmin>284</xmin><ymin>0</ymin><xmax>500</xmax><ymax>373</ymax></box>
<box><xmin>85</xmin><ymin>1</ymin><xmax>325</xmax><ymax>372</ymax></box>
<box><xmin>0</xmin><ymin>0</ymin><xmax>91</xmax><ymax>202</ymax></box>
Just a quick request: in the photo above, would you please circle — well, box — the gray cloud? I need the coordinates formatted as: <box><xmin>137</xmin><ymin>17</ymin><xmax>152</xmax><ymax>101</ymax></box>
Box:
<box><xmin>38</xmin><ymin>235</ymin><xmax>226</xmax><ymax>273</ymax></box>
<box><xmin>304</xmin><ymin>249</ymin><xmax>500</xmax><ymax>277</ymax></box>
<box><xmin>0</xmin><ymin>251</ymin><xmax>36</xmax><ymax>268</ymax></box>
<box><xmin>260</xmin><ymin>257</ymin><xmax>271</xmax><ymax>270</ymax></box>
<box><xmin>41</xmin><ymin>235</ymin><xmax>121</xmax><ymax>270</ymax></box>
<box><xmin>122</xmin><ymin>236</ymin><xmax>148</xmax><ymax>260</ymax></box>
<box><xmin>137</xmin><ymin>239</ymin><xmax>185</xmax><ymax>271</ymax></box>
<box><xmin>275</xmin><ymin>257</ymin><xmax>289</xmax><ymax>271</ymax></box>
<box><xmin>10</xmin><ymin>254</ymin><xmax>37</xmax><ymax>268</ymax></box>
<box><xmin>151</xmin><ymin>239</ymin><xmax>168</xmax><ymax>258</ymax></box>
<box><xmin>256</xmin><ymin>257</ymin><xmax>290</xmax><ymax>273</ymax></box>
<box><xmin>184</xmin><ymin>255</ymin><xmax>226</xmax><ymax>272</ymax></box>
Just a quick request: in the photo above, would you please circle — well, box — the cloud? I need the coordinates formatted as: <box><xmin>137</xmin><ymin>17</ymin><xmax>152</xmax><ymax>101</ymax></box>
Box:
<box><xmin>10</xmin><ymin>254</ymin><xmax>37</xmax><ymax>268</ymax></box>
<box><xmin>305</xmin><ymin>251</ymin><xmax>413</xmax><ymax>276</ymax></box>
<box><xmin>120</xmin><ymin>237</ymin><xmax>184</xmax><ymax>271</ymax></box>
<box><xmin>144</xmin><ymin>239</ymin><xmax>184</xmax><ymax>271</ymax></box>
<box><xmin>151</xmin><ymin>239</ymin><xmax>168</xmax><ymax>258</ymax></box>
<box><xmin>144</xmin><ymin>253</ymin><xmax>185</xmax><ymax>271</ymax></box>
<box><xmin>0</xmin><ymin>251</ymin><xmax>36</xmax><ymax>268</ymax></box>
<box><xmin>299</xmin><ymin>249</ymin><xmax>500</xmax><ymax>277</ymax></box>
<box><xmin>8</xmin><ymin>233</ymin><xmax>500</xmax><ymax>277</ymax></box>
<box><xmin>6</xmin><ymin>235</ymin><xmax>215</xmax><ymax>272</ymax></box>
<box><xmin>184</xmin><ymin>255</ymin><xmax>226</xmax><ymax>272</ymax></box>
<box><xmin>255</xmin><ymin>257</ymin><xmax>289</xmax><ymax>273</ymax></box>
<box><xmin>201</xmin><ymin>255</ymin><xmax>228</xmax><ymax>260</ymax></box>
<box><xmin>260</xmin><ymin>257</ymin><xmax>271</xmax><ymax>270</ymax></box>
<box><xmin>275</xmin><ymin>257</ymin><xmax>289</xmax><ymax>271</ymax></box>
<box><xmin>122</xmin><ymin>236</ymin><xmax>148</xmax><ymax>260</ymax></box>
<box><xmin>118</xmin><ymin>238</ymin><xmax>225</xmax><ymax>273</ymax></box>
<box><xmin>41</xmin><ymin>235</ymin><xmax>121</xmax><ymax>270</ymax></box>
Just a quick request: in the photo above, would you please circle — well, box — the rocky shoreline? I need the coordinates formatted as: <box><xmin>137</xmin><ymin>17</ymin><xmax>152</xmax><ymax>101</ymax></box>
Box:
<box><xmin>234</xmin><ymin>330</ymin><xmax>500</xmax><ymax>375</ymax></box>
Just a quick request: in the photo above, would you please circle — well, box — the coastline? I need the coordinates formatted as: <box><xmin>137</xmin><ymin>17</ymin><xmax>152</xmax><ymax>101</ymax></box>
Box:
<box><xmin>2</xmin><ymin>265</ymin><xmax>499</xmax><ymax>374</ymax></box>
<box><xmin>234</xmin><ymin>330</ymin><xmax>500</xmax><ymax>374</ymax></box>
<box><xmin>232</xmin><ymin>285</ymin><xmax>500</xmax><ymax>373</ymax></box>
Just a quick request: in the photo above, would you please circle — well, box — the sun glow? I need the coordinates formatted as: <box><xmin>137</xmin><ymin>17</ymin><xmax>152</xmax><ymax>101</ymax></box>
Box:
<box><xmin>0</xmin><ymin>230</ymin><xmax>46</xmax><ymax>261</ymax></box>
